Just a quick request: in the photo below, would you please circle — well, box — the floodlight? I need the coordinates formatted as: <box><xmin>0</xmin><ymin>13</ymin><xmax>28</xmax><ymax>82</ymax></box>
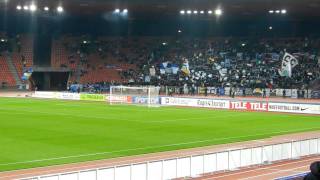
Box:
<box><xmin>187</xmin><ymin>10</ymin><xmax>192</xmax><ymax>14</ymax></box>
<box><xmin>123</xmin><ymin>9</ymin><xmax>128</xmax><ymax>13</ymax></box>
<box><xmin>193</xmin><ymin>10</ymin><xmax>198</xmax><ymax>14</ymax></box>
<box><xmin>208</xmin><ymin>10</ymin><xmax>213</xmax><ymax>14</ymax></box>
<box><xmin>29</xmin><ymin>4</ymin><xmax>37</xmax><ymax>12</ymax></box>
<box><xmin>115</xmin><ymin>9</ymin><xmax>120</xmax><ymax>13</ymax></box>
<box><xmin>44</xmin><ymin>6</ymin><xmax>49</xmax><ymax>11</ymax></box>
<box><xmin>180</xmin><ymin>10</ymin><xmax>185</xmax><ymax>14</ymax></box>
<box><xmin>23</xmin><ymin>5</ymin><xmax>29</xmax><ymax>10</ymax></box>
<box><xmin>215</xmin><ymin>9</ymin><xmax>222</xmax><ymax>16</ymax></box>
<box><xmin>57</xmin><ymin>6</ymin><xmax>63</xmax><ymax>13</ymax></box>
<box><xmin>281</xmin><ymin>9</ymin><xmax>287</xmax><ymax>14</ymax></box>
<box><xmin>16</xmin><ymin>5</ymin><xmax>22</xmax><ymax>10</ymax></box>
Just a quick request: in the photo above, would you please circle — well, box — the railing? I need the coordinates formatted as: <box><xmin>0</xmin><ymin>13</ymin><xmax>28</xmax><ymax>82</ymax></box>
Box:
<box><xmin>21</xmin><ymin>137</ymin><xmax>320</xmax><ymax>180</ymax></box>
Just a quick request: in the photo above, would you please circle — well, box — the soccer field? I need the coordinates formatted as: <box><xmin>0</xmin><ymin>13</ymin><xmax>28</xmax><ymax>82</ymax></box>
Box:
<box><xmin>0</xmin><ymin>97</ymin><xmax>320</xmax><ymax>172</ymax></box>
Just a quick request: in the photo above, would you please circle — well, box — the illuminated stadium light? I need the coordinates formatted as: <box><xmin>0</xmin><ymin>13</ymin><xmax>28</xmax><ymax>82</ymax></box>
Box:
<box><xmin>29</xmin><ymin>4</ymin><xmax>37</xmax><ymax>12</ymax></box>
<box><xmin>208</xmin><ymin>10</ymin><xmax>212</xmax><ymax>14</ymax></box>
<box><xmin>123</xmin><ymin>9</ymin><xmax>128</xmax><ymax>13</ymax></box>
<box><xmin>16</xmin><ymin>5</ymin><xmax>22</xmax><ymax>10</ymax></box>
<box><xmin>178</xmin><ymin>30</ymin><xmax>182</xmax><ymax>33</ymax></box>
<box><xmin>275</xmin><ymin>10</ymin><xmax>280</xmax><ymax>14</ymax></box>
<box><xmin>0</xmin><ymin>39</ymin><xmax>5</xmax><ymax>42</ymax></box>
<box><xmin>180</xmin><ymin>10</ymin><xmax>185</xmax><ymax>14</ymax></box>
<box><xmin>281</xmin><ymin>9</ymin><xmax>287</xmax><ymax>14</ymax></box>
<box><xmin>241</xmin><ymin>43</ymin><xmax>246</xmax><ymax>47</ymax></box>
<box><xmin>187</xmin><ymin>10</ymin><xmax>192</xmax><ymax>14</ymax></box>
<box><xmin>57</xmin><ymin>6</ymin><xmax>63</xmax><ymax>13</ymax></box>
<box><xmin>200</xmin><ymin>10</ymin><xmax>204</xmax><ymax>14</ymax></box>
<box><xmin>23</xmin><ymin>5</ymin><xmax>29</xmax><ymax>10</ymax></box>
<box><xmin>162</xmin><ymin>42</ymin><xmax>167</xmax><ymax>46</ymax></box>
<box><xmin>215</xmin><ymin>9</ymin><xmax>222</xmax><ymax>16</ymax></box>
<box><xmin>269</xmin><ymin>26</ymin><xmax>273</xmax><ymax>30</ymax></box>
<box><xmin>44</xmin><ymin>6</ymin><xmax>49</xmax><ymax>11</ymax></box>
<box><xmin>193</xmin><ymin>10</ymin><xmax>198</xmax><ymax>14</ymax></box>
<box><xmin>114</xmin><ymin>9</ymin><xmax>120</xmax><ymax>13</ymax></box>
<box><xmin>269</xmin><ymin>10</ymin><xmax>274</xmax><ymax>14</ymax></box>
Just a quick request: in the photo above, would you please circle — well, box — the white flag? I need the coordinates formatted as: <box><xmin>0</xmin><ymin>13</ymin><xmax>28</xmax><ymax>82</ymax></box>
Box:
<box><xmin>279</xmin><ymin>53</ymin><xmax>298</xmax><ymax>77</ymax></box>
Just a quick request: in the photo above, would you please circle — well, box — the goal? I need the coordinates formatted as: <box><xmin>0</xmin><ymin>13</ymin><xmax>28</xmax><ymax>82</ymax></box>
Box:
<box><xmin>109</xmin><ymin>86</ymin><xmax>160</xmax><ymax>107</ymax></box>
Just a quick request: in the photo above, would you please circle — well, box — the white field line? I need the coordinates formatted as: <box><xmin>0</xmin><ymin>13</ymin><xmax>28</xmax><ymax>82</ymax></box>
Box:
<box><xmin>202</xmin><ymin>156</ymin><xmax>319</xmax><ymax>180</ymax></box>
<box><xmin>0</xmin><ymin>107</ymin><xmax>244</xmax><ymax>124</ymax></box>
<box><xmin>0</xmin><ymin>127</ymin><xmax>319</xmax><ymax>167</ymax></box>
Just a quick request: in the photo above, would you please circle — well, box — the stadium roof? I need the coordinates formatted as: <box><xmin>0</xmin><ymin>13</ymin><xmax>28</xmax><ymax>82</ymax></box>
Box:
<box><xmin>1</xmin><ymin>0</ymin><xmax>320</xmax><ymax>20</ymax></box>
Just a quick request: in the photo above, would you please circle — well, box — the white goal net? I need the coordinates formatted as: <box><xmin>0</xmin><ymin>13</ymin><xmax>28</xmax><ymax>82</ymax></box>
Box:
<box><xmin>109</xmin><ymin>86</ymin><xmax>160</xmax><ymax>107</ymax></box>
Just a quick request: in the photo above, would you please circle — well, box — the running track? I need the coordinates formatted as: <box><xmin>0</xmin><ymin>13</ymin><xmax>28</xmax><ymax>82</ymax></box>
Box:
<box><xmin>192</xmin><ymin>156</ymin><xmax>320</xmax><ymax>180</ymax></box>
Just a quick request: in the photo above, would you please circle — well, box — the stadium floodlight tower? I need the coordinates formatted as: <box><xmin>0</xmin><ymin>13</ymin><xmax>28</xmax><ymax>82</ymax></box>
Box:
<box><xmin>109</xmin><ymin>86</ymin><xmax>160</xmax><ymax>107</ymax></box>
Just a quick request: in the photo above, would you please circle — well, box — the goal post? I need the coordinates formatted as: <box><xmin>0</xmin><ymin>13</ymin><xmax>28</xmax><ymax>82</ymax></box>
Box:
<box><xmin>109</xmin><ymin>86</ymin><xmax>160</xmax><ymax>107</ymax></box>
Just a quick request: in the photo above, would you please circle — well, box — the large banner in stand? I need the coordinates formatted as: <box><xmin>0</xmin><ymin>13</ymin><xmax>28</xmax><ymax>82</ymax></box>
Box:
<box><xmin>161</xmin><ymin>97</ymin><xmax>229</xmax><ymax>109</ymax></box>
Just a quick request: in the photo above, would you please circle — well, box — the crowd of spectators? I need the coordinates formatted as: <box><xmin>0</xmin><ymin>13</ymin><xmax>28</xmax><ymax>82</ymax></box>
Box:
<box><xmin>1</xmin><ymin>33</ymin><xmax>320</xmax><ymax>92</ymax></box>
<box><xmin>61</xmin><ymin>36</ymin><xmax>320</xmax><ymax>91</ymax></box>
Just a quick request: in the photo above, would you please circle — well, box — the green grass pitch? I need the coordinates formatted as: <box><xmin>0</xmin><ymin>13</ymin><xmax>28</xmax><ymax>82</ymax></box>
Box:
<box><xmin>0</xmin><ymin>97</ymin><xmax>320</xmax><ymax>172</ymax></box>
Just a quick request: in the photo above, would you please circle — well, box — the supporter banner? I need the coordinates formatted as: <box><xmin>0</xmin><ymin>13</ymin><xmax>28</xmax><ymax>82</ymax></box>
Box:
<box><xmin>207</xmin><ymin>87</ymin><xmax>217</xmax><ymax>94</ymax></box>
<box><xmin>291</xmin><ymin>89</ymin><xmax>298</xmax><ymax>99</ymax></box>
<box><xmin>80</xmin><ymin>94</ymin><xmax>106</xmax><ymax>101</ymax></box>
<box><xmin>268</xmin><ymin>102</ymin><xmax>320</xmax><ymax>114</ymax></box>
<box><xmin>161</xmin><ymin>97</ymin><xmax>229</xmax><ymax>109</ymax></box>
<box><xmin>311</xmin><ymin>91</ymin><xmax>320</xmax><ymax>99</ymax></box>
<box><xmin>275</xmin><ymin>89</ymin><xmax>291</xmax><ymax>97</ymax></box>
<box><xmin>229</xmin><ymin>101</ymin><xmax>268</xmax><ymax>111</ymax></box>
<box><xmin>132</xmin><ymin>96</ymin><xmax>160</xmax><ymax>104</ymax></box>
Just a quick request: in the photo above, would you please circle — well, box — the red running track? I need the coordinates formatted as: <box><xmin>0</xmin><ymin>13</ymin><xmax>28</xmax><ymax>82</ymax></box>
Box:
<box><xmin>192</xmin><ymin>156</ymin><xmax>320</xmax><ymax>180</ymax></box>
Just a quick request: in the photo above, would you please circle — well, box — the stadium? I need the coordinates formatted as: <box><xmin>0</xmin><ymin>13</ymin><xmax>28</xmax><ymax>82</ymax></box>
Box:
<box><xmin>0</xmin><ymin>0</ymin><xmax>320</xmax><ymax>179</ymax></box>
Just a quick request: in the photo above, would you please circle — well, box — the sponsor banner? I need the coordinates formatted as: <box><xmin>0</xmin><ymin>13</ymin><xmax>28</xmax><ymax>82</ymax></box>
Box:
<box><xmin>80</xmin><ymin>94</ymin><xmax>106</xmax><ymax>101</ymax></box>
<box><xmin>110</xmin><ymin>95</ymin><xmax>132</xmax><ymax>103</ymax></box>
<box><xmin>161</xmin><ymin>97</ymin><xmax>229</xmax><ymax>109</ymax></box>
<box><xmin>268</xmin><ymin>102</ymin><xmax>320</xmax><ymax>114</ymax></box>
<box><xmin>229</xmin><ymin>101</ymin><xmax>268</xmax><ymax>111</ymax></box>
<box><xmin>60</xmin><ymin>93</ymin><xmax>80</xmax><ymax>100</ymax></box>
<box><xmin>132</xmin><ymin>96</ymin><xmax>160</xmax><ymax>104</ymax></box>
<box><xmin>33</xmin><ymin>91</ymin><xmax>60</xmax><ymax>99</ymax></box>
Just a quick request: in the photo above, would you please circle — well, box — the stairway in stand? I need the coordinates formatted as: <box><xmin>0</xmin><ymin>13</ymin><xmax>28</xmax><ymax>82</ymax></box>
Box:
<box><xmin>5</xmin><ymin>52</ymin><xmax>22</xmax><ymax>86</ymax></box>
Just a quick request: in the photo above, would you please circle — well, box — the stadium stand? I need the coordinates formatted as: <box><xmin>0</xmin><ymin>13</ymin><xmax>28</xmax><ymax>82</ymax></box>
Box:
<box><xmin>11</xmin><ymin>34</ymin><xmax>33</xmax><ymax>78</ymax></box>
<box><xmin>53</xmin><ymin>36</ymin><xmax>320</xmax><ymax>89</ymax></box>
<box><xmin>1</xmin><ymin>33</ymin><xmax>320</xmax><ymax>92</ymax></box>
<box><xmin>0</xmin><ymin>54</ymin><xmax>16</xmax><ymax>87</ymax></box>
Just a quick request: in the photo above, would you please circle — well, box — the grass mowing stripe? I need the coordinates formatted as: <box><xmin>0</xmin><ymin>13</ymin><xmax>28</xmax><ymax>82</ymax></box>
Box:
<box><xmin>0</xmin><ymin>126</ymin><xmax>319</xmax><ymax>167</ymax></box>
<box><xmin>0</xmin><ymin>97</ymin><xmax>320</xmax><ymax>171</ymax></box>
